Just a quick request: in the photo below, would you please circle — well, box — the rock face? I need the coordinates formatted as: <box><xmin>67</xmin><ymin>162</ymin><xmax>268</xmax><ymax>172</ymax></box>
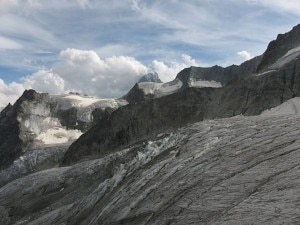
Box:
<box><xmin>0</xmin><ymin>90</ymin><xmax>45</xmax><ymax>170</ymax></box>
<box><xmin>1</xmin><ymin>114</ymin><xmax>300</xmax><ymax>224</ymax></box>
<box><xmin>257</xmin><ymin>24</ymin><xmax>300</xmax><ymax>72</ymax></box>
<box><xmin>0</xmin><ymin>91</ymin><xmax>127</xmax><ymax>182</ymax></box>
<box><xmin>176</xmin><ymin>55</ymin><xmax>262</xmax><ymax>88</ymax></box>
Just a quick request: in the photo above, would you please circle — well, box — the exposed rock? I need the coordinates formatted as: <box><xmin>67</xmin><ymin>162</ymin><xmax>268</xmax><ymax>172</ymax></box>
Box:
<box><xmin>124</xmin><ymin>56</ymin><xmax>262</xmax><ymax>104</ymax></box>
<box><xmin>257</xmin><ymin>24</ymin><xmax>300</xmax><ymax>72</ymax></box>
<box><xmin>64</xmin><ymin>55</ymin><xmax>300</xmax><ymax>164</ymax></box>
<box><xmin>176</xmin><ymin>55</ymin><xmax>262</xmax><ymax>88</ymax></box>
<box><xmin>0</xmin><ymin>206</ymin><xmax>10</xmax><ymax>225</ymax></box>
<box><xmin>0</xmin><ymin>91</ymin><xmax>127</xmax><ymax>172</ymax></box>
<box><xmin>0</xmin><ymin>90</ymin><xmax>44</xmax><ymax>170</ymax></box>
<box><xmin>1</xmin><ymin>114</ymin><xmax>300</xmax><ymax>224</ymax></box>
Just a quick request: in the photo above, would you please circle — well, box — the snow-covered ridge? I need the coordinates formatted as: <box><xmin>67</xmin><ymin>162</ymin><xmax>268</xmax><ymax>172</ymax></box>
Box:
<box><xmin>17</xmin><ymin>93</ymin><xmax>127</xmax><ymax>145</ymax></box>
<box><xmin>54</xmin><ymin>94</ymin><xmax>126</xmax><ymax>111</ymax></box>
<box><xmin>53</xmin><ymin>94</ymin><xmax>128</xmax><ymax>122</ymax></box>
<box><xmin>154</xmin><ymin>79</ymin><xmax>183</xmax><ymax>97</ymax></box>
<box><xmin>136</xmin><ymin>79</ymin><xmax>182</xmax><ymax>98</ymax></box>
<box><xmin>137</xmin><ymin>77</ymin><xmax>222</xmax><ymax>99</ymax></box>
<box><xmin>261</xmin><ymin>97</ymin><xmax>300</xmax><ymax>116</ymax></box>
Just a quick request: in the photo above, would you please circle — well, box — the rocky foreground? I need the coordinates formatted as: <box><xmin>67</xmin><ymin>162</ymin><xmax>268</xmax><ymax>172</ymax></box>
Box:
<box><xmin>1</xmin><ymin>113</ymin><xmax>299</xmax><ymax>225</ymax></box>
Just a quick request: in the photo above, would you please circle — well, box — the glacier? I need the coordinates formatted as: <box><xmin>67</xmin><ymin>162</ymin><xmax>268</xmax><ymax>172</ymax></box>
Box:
<box><xmin>1</xmin><ymin>113</ymin><xmax>300</xmax><ymax>224</ymax></box>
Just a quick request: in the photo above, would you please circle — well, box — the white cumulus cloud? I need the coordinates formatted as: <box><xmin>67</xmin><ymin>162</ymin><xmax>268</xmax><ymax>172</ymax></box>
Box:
<box><xmin>56</xmin><ymin>48</ymin><xmax>149</xmax><ymax>98</ymax></box>
<box><xmin>23</xmin><ymin>70</ymin><xmax>65</xmax><ymax>94</ymax></box>
<box><xmin>151</xmin><ymin>54</ymin><xmax>200</xmax><ymax>82</ymax></box>
<box><xmin>0</xmin><ymin>79</ymin><xmax>25</xmax><ymax>109</ymax></box>
<box><xmin>0</xmin><ymin>49</ymin><xmax>201</xmax><ymax>109</ymax></box>
<box><xmin>237</xmin><ymin>50</ymin><xmax>253</xmax><ymax>61</ymax></box>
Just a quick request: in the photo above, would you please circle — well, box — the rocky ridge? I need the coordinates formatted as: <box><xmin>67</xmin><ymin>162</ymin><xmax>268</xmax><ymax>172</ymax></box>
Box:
<box><xmin>1</xmin><ymin>23</ymin><xmax>300</xmax><ymax>225</ymax></box>
<box><xmin>64</xmin><ymin>24</ymin><xmax>300</xmax><ymax>164</ymax></box>
<box><xmin>0</xmin><ymin>91</ymin><xmax>127</xmax><ymax>184</ymax></box>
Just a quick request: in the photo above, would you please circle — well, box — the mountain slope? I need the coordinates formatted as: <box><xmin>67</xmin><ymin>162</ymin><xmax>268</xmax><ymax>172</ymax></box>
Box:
<box><xmin>1</xmin><ymin>114</ymin><xmax>300</xmax><ymax>224</ymax></box>
<box><xmin>124</xmin><ymin>56</ymin><xmax>262</xmax><ymax>104</ymax></box>
<box><xmin>0</xmin><ymin>90</ymin><xmax>127</xmax><ymax>185</ymax></box>
<box><xmin>64</xmin><ymin>24</ymin><xmax>300</xmax><ymax>164</ymax></box>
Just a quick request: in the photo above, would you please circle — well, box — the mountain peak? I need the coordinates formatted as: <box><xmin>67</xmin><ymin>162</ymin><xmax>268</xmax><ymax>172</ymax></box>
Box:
<box><xmin>138</xmin><ymin>72</ymin><xmax>162</xmax><ymax>83</ymax></box>
<box><xmin>257</xmin><ymin>23</ymin><xmax>300</xmax><ymax>72</ymax></box>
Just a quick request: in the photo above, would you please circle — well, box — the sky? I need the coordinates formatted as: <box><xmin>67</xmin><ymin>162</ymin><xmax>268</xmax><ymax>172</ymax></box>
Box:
<box><xmin>0</xmin><ymin>0</ymin><xmax>300</xmax><ymax>109</ymax></box>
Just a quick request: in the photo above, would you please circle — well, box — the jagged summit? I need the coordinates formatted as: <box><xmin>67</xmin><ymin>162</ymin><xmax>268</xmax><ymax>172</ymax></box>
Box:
<box><xmin>138</xmin><ymin>72</ymin><xmax>162</xmax><ymax>83</ymax></box>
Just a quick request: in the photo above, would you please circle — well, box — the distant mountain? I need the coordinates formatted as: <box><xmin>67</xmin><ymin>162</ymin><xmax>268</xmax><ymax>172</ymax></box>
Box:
<box><xmin>64</xmin><ymin>23</ymin><xmax>300</xmax><ymax>164</ymax></box>
<box><xmin>0</xmin><ymin>90</ymin><xmax>127</xmax><ymax>185</ymax></box>
<box><xmin>2</xmin><ymin>24</ymin><xmax>300</xmax><ymax>225</ymax></box>
<box><xmin>176</xmin><ymin>55</ymin><xmax>262</xmax><ymax>88</ymax></box>
<box><xmin>124</xmin><ymin>56</ymin><xmax>262</xmax><ymax>104</ymax></box>
<box><xmin>138</xmin><ymin>72</ymin><xmax>162</xmax><ymax>83</ymax></box>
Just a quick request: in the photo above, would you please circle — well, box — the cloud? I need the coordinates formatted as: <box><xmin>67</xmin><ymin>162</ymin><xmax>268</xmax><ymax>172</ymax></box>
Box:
<box><xmin>254</xmin><ymin>0</ymin><xmax>300</xmax><ymax>14</ymax></box>
<box><xmin>0</xmin><ymin>69</ymin><xmax>65</xmax><ymax>109</ymax></box>
<box><xmin>0</xmin><ymin>79</ymin><xmax>25</xmax><ymax>109</ymax></box>
<box><xmin>0</xmin><ymin>49</ymin><xmax>202</xmax><ymax>109</ymax></box>
<box><xmin>151</xmin><ymin>54</ymin><xmax>200</xmax><ymax>82</ymax></box>
<box><xmin>56</xmin><ymin>48</ymin><xmax>149</xmax><ymax>98</ymax></box>
<box><xmin>0</xmin><ymin>36</ymin><xmax>23</xmax><ymax>50</ymax></box>
<box><xmin>237</xmin><ymin>50</ymin><xmax>253</xmax><ymax>61</ymax></box>
<box><xmin>23</xmin><ymin>70</ymin><xmax>65</xmax><ymax>94</ymax></box>
<box><xmin>0</xmin><ymin>0</ymin><xmax>19</xmax><ymax>13</ymax></box>
<box><xmin>77</xmin><ymin>0</ymin><xmax>90</xmax><ymax>9</ymax></box>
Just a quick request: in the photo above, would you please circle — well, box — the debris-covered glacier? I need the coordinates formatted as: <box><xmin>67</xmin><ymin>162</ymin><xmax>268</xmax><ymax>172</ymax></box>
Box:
<box><xmin>1</xmin><ymin>113</ymin><xmax>300</xmax><ymax>225</ymax></box>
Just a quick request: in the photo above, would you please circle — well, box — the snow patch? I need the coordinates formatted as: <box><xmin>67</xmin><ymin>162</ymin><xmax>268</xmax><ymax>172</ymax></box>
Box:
<box><xmin>58</xmin><ymin>95</ymin><xmax>101</xmax><ymax>109</ymax></box>
<box><xmin>269</xmin><ymin>46</ymin><xmax>300</xmax><ymax>69</ymax></box>
<box><xmin>136</xmin><ymin>80</ymin><xmax>183</xmax><ymax>98</ymax></box>
<box><xmin>155</xmin><ymin>79</ymin><xmax>182</xmax><ymax>97</ymax></box>
<box><xmin>189</xmin><ymin>79</ymin><xmax>222</xmax><ymax>88</ymax></box>
<box><xmin>261</xmin><ymin>97</ymin><xmax>300</xmax><ymax>116</ymax></box>
<box><xmin>36</xmin><ymin>127</ymin><xmax>82</xmax><ymax>145</ymax></box>
<box><xmin>137</xmin><ymin>82</ymin><xmax>162</xmax><ymax>95</ymax></box>
<box><xmin>255</xmin><ymin>70</ymin><xmax>277</xmax><ymax>77</ymax></box>
<box><xmin>53</xmin><ymin>94</ymin><xmax>127</xmax><ymax>122</ymax></box>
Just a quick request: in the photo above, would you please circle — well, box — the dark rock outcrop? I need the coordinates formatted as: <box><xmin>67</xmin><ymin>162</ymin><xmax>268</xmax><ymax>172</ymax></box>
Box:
<box><xmin>123</xmin><ymin>83</ymin><xmax>158</xmax><ymax>103</ymax></box>
<box><xmin>0</xmin><ymin>90</ymin><xmax>45</xmax><ymax>170</ymax></box>
<box><xmin>257</xmin><ymin>24</ymin><xmax>300</xmax><ymax>72</ymax></box>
